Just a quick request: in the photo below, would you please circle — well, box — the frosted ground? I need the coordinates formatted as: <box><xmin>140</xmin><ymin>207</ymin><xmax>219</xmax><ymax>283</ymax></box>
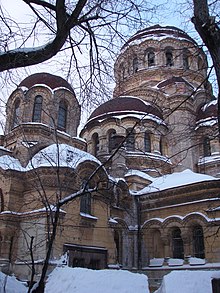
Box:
<box><xmin>1</xmin><ymin>266</ymin><xmax>220</xmax><ymax>293</ymax></box>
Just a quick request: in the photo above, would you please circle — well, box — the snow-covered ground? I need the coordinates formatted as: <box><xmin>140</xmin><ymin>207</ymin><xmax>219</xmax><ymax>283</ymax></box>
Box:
<box><xmin>1</xmin><ymin>267</ymin><xmax>220</xmax><ymax>293</ymax></box>
<box><xmin>155</xmin><ymin>270</ymin><xmax>220</xmax><ymax>293</ymax></box>
<box><xmin>0</xmin><ymin>267</ymin><xmax>149</xmax><ymax>293</ymax></box>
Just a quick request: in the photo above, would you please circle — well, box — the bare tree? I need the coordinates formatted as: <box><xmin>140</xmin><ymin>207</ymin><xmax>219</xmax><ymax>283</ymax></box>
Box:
<box><xmin>192</xmin><ymin>0</ymin><xmax>220</xmax><ymax>134</ymax></box>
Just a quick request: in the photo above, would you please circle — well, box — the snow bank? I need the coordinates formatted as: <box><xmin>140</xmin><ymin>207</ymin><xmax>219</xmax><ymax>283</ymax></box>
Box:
<box><xmin>155</xmin><ymin>270</ymin><xmax>220</xmax><ymax>293</ymax></box>
<box><xmin>0</xmin><ymin>272</ymin><xmax>27</xmax><ymax>293</ymax></box>
<box><xmin>45</xmin><ymin>267</ymin><xmax>149</xmax><ymax>293</ymax></box>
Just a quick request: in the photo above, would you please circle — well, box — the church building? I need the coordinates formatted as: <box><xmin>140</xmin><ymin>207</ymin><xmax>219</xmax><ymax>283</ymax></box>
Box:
<box><xmin>0</xmin><ymin>25</ymin><xmax>219</xmax><ymax>286</ymax></box>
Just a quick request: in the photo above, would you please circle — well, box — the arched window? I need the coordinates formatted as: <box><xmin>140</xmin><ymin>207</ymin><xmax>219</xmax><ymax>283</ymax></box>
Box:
<box><xmin>183</xmin><ymin>48</ymin><xmax>189</xmax><ymax>69</ymax></box>
<box><xmin>144</xmin><ymin>132</ymin><xmax>151</xmax><ymax>152</ymax></box>
<box><xmin>172</xmin><ymin>228</ymin><xmax>184</xmax><ymax>259</ymax></box>
<box><xmin>133</xmin><ymin>56</ymin><xmax>138</xmax><ymax>73</ymax></box>
<box><xmin>165</xmin><ymin>48</ymin><xmax>174</xmax><ymax>66</ymax></box>
<box><xmin>126</xmin><ymin>128</ymin><xmax>135</xmax><ymax>151</ymax></box>
<box><xmin>80</xmin><ymin>181</ymin><xmax>91</xmax><ymax>215</ymax></box>
<box><xmin>119</xmin><ymin>63</ymin><xmax>126</xmax><ymax>80</ymax></box>
<box><xmin>198</xmin><ymin>56</ymin><xmax>204</xmax><ymax>70</ymax></box>
<box><xmin>32</xmin><ymin>95</ymin><xmax>43</xmax><ymax>122</ymax></box>
<box><xmin>147</xmin><ymin>51</ymin><xmax>155</xmax><ymax>67</ymax></box>
<box><xmin>92</xmin><ymin>133</ymin><xmax>99</xmax><ymax>156</ymax></box>
<box><xmin>193</xmin><ymin>226</ymin><xmax>205</xmax><ymax>259</ymax></box>
<box><xmin>58</xmin><ymin>100</ymin><xmax>67</xmax><ymax>130</ymax></box>
<box><xmin>108</xmin><ymin>129</ymin><xmax>116</xmax><ymax>153</ymax></box>
<box><xmin>12</xmin><ymin>99</ymin><xmax>20</xmax><ymax>129</ymax></box>
<box><xmin>80</xmin><ymin>191</ymin><xmax>91</xmax><ymax>215</ymax></box>
<box><xmin>203</xmin><ymin>136</ymin><xmax>211</xmax><ymax>156</ymax></box>
<box><xmin>114</xmin><ymin>230</ymin><xmax>122</xmax><ymax>264</ymax></box>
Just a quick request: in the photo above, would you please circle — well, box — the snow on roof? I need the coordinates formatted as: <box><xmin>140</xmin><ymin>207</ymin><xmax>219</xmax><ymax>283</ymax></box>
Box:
<box><xmin>27</xmin><ymin>144</ymin><xmax>101</xmax><ymax>170</ymax></box>
<box><xmin>202</xmin><ymin>99</ymin><xmax>217</xmax><ymax>111</ymax></box>
<box><xmin>155</xmin><ymin>270</ymin><xmax>220</xmax><ymax>293</ymax></box>
<box><xmin>134</xmin><ymin>169</ymin><xmax>218</xmax><ymax>195</ymax></box>
<box><xmin>198</xmin><ymin>154</ymin><xmax>220</xmax><ymax>165</ymax></box>
<box><xmin>125</xmin><ymin>169</ymin><xmax>154</xmax><ymax>182</ymax></box>
<box><xmin>0</xmin><ymin>155</ymin><xmax>25</xmax><ymax>171</ymax></box>
<box><xmin>0</xmin><ymin>144</ymin><xmax>101</xmax><ymax>172</ymax></box>
<box><xmin>45</xmin><ymin>267</ymin><xmax>149</xmax><ymax>293</ymax></box>
<box><xmin>195</xmin><ymin>117</ymin><xmax>218</xmax><ymax>129</ymax></box>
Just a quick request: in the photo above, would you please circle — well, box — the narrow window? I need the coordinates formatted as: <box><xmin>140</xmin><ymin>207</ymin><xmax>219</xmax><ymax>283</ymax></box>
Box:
<box><xmin>203</xmin><ymin>137</ymin><xmax>211</xmax><ymax>156</ymax></box>
<box><xmin>183</xmin><ymin>48</ymin><xmax>189</xmax><ymax>69</ymax></box>
<box><xmin>133</xmin><ymin>57</ymin><xmax>138</xmax><ymax>73</ymax></box>
<box><xmin>172</xmin><ymin>228</ymin><xmax>184</xmax><ymax>259</ymax></box>
<box><xmin>144</xmin><ymin>132</ymin><xmax>151</xmax><ymax>152</ymax></box>
<box><xmin>58</xmin><ymin>100</ymin><xmax>67</xmax><ymax>130</ymax></box>
<box><xmin>166</xmin><ymin>49</ymin><xmax>174</xmax><ymax>66</ymax></box>
<box><xmin>108</xmin><ymin>129</ymin><xmax>116</xmax><ymax>153</ymax></box>
<box><xmin>92</xmin><ymin>133</ymin><xmax>99</xmax><ymax>156</ymax></box>
<box><xmin>119</xmin><ymin>63</ymin><xmax>126</xmax><ymax>80</ymax></box>
<box><xmin>80</xmin><ymin>182</ymin><xmax>91</xmax><ymax>214</ymax></box>
<box><xmin>126</xmin><ymin>128</ymin><xmax>135</xmax><ymax>151</ymax></box>
<box><xmin>193</xmin><ymin>226</ymin><xmax>205</xmax><ymax>259</ymax></box>
<box><xmin>32</xmin><ymin>95</ymin><xmax>43</xmax><ymax>122</ymax></box>
<box><xmin>148</xmin><ymin>51</ymin><xmax>155</xmax><ymax>67</ymax></box>
<box><xmin>12</xmin><ymin>99</ymin><xmax>20</xmax><ymax>129</ymax></box>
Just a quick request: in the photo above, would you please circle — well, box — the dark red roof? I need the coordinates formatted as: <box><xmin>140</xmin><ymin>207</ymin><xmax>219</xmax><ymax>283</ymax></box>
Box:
<box><xmin>197</xmin><ymin>100</ymin><xmax>218</xmax><ymax>121</ymax></box>
<box><xmin>122</xmin><ymin>25</ymin><xmax>197</xmax><ymax>50</ymax></box>
<box><xmin>88</xmin><ymin>96</ymin><xmax>163</xmax><ymax>121</ymax></box>
<box><xmin>19</xmin><ymin>72</ymin><xmax>74</xmax><ymax>93</ymax></box>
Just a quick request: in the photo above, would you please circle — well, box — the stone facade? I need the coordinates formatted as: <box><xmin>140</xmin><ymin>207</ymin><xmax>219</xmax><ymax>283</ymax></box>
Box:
<box><xmin>0</xmin><ymin>25</ymin><xmax>220</xmax><ymax>287</ymax></box>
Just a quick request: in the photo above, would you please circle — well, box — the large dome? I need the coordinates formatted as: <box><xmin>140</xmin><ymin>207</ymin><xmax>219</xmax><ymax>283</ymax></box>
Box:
<box><xmin>88</xmin><ymin>96</ymin><xmax>163</xmax><ymax>121</ymax></box>
<box><xmin>121</xmin><ymin>24</ymin><xmax>197</xmax><ymax>50</ymax></box>
<box><xmin>19</xmin><ymin>72</ymin><xmax>74</xmax><ymax>93</ymax></box>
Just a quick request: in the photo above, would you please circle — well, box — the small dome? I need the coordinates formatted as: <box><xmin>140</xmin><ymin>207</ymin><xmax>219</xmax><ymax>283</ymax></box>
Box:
<box><xmin>88</xmin><ymin>96</ymin><xmax>163</xmax><ymax>121</ymax></box>
<box><xmin>122</xmin><ymin>25</ymin><xmax>197</xmax><ymax>50</ymax></box>
<box><xmin>196</xmin><ymin>100</ymin><xmax>218</xmax><ymax>122</ymax></box>
<box><xmin>19</xmin><ymin>72</ymin><xmax>74</xmax><ymax>93</ymax></box>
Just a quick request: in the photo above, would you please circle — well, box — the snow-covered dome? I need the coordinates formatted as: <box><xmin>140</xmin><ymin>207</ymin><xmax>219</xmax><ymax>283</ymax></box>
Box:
<box><xmin>121</xmin><ymin>24</ymin><xmax>197</xmax><ymax>50</ymax></box>
<box><xmin>19</xmin><ymin>72</ymin><xmax>75</xmax><ymax>93</ymax></box>
<box><xmin>88</xmin><ymin>96</ymin><xmax>163</xmax><ymax>122</ymax></box>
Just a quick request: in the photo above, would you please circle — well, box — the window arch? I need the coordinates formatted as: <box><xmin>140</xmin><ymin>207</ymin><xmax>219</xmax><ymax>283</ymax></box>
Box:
<box><xmin>108</xmin><ymin>129</ymin><xmax>116</xmax><ymax>153</ymax></box>
<box><xmin>126</xmin><ymin>128</ymin><xmax>135</xmax><ymax>151</ymax></box>
<box><xmin>12</xmin><ymin>99</ymin><xmax>20</xmax><ymax>129</ymax></box>
<box><xmin>58</xmin><ymin>100</ymin><xmax>68</xmax><ymax>130</ymax></box>
<box><xmin>193</xmin><ymin>225</ymin><xmax>205</xmax><ymax>259</ymax></box>
<box><xmin>165</xmin><ymin>48</ymin><xmax>174</xmax><ymax>66</ymax></box>
<box><xmin>172</xmin><ymin>228</ymin><xmax>184</xmax><ymax>259</ymax></box>
<box><xmin>32</xmin><ymin>95</ymin><xmax>43</xmax><ymax>122</ymax></box>
<box><xmin>183</xmin><ymin>48</ymin><xmax>190</xmax><ymax>69</ymax></box>
<box><xmin>133</xmin><ymin>56</ymin><xmax>138</xmax><ymax>73</ymax></box>
<box><xmin>92</xmin><ymin>133</ymin><xmax>99</xmax><ymax>156</ymax></box>
<box><xmin>146</xmin><ymin>50</ymin><xmax>155</xmax><ymax>67</ymax></box>
<box><xmin>203</xmin><ymin>136</ymin><xmax>211</xmax><ymax>156</ymax></box>
<box><xmin>144</xmin><ymin>132</ymin><xmax>151</xmax><ymax>152</ymax></box>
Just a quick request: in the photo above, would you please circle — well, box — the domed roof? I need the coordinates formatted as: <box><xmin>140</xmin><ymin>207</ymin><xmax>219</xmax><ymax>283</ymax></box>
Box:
<box><xmin>122</xmin><ymin>25</ymin><xmax>197</xmax><ymax>50</ymax></box>
<box><xmin>19</xmin><ymin>72</ymin><xmax>74</xmax><ymax>93</ymax></box>
<box><xmin>196</xmin><ymin>100</ymin><xmax>218</xmax><ymax>122</ymax></box>
<box><xmin>88</xmin><ymin>96</ymin><xmax>163</xmax><ymax>121</ymax></box>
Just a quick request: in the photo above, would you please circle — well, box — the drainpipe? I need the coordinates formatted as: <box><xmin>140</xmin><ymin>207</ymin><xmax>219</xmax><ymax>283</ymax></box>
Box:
<box><xmin>136</xmin><ymin>196</ymin><xmax>142</xmax><ymax>270</ymax></box>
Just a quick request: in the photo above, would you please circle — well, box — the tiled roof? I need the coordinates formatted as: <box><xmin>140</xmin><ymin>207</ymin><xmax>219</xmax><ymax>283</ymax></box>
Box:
<box><xmin>19</xmin><ymin>72</ymin><xmax>74</xmax><ymax>93</ymax></box>
<box><xmin>88</xmin><ymin>96</ymin><xmax>163</xmax><ymax>120</ymax></box>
